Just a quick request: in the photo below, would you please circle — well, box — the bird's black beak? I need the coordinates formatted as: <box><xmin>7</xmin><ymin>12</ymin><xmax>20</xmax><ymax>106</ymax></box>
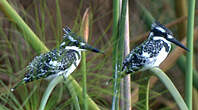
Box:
<box><xmin>167</xmin><ymin>35</ymin><xmax>189</xmax><ymax>51</ymax></box>
<box><xmin>81</xmin><ymin>43</ymin><xmax>103</xmax><ymax>53</ymax></box>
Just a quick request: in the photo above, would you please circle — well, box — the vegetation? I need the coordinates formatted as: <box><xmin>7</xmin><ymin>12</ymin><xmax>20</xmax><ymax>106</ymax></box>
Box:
<box><xmin>0</xmin><ymin>0</ymin><xmax>197</xmax><ymax>110</ymax></box>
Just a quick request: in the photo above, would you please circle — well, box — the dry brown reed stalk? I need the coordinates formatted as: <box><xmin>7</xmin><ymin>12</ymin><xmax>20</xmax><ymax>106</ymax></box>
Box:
<box><xmin>121</xmin><ymin>1</ymin><xmax>131</xmax><ymax>109</ymax></box>
<box><xmin>81</xmin><ymin>8</ymin><xmax>90</xmax><ymax>42</ymax></box>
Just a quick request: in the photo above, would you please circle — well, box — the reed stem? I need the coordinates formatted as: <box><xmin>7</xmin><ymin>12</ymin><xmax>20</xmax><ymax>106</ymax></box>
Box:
<box><xmin>185</xmin><ymin>0</ymin><xmax>196</xmax><ymax>109</ymax></box>
<box><xmin>150</xmin><ymin>67</ymin><xmax>188</xmax><ymax>110</ymax></box>
<box><xmin>122</xmin><ymin>1</ymin><xmax>131</xmax><ymax>109</ymax></box>
<box><xmin>81</xmin><ymin>8</ymin><xmax>90</xmax><ymax>110</ymax></box>
<box><xmin>112</xmin><ymin>0</ymin><xmax>120</xmax><ymax>109</ymax></box>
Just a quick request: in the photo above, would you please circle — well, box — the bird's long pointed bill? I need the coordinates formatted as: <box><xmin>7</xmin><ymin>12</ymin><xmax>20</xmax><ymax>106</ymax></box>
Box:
<box><xmin>83</xmin><ymin>44</ymin><xmax>103</xmax><ymax>53</ymax></box>
<box><xmin>168</xmin><ymin>38</ymin><xmax>189</xmax><ymax>51</ymax></box>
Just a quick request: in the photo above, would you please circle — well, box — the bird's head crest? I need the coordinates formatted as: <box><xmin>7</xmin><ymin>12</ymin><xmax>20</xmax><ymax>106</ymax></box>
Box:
<box><xmin>59</xmin><ymin>26</ymin><xmax>102</xmax><ymax>53</ymax></box>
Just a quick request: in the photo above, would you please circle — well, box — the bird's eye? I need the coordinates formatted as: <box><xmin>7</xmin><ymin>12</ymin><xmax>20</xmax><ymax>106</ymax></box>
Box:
<box><xmin>162</xmin><ymin>32</ymin><xmax>167</xmax><ymax>37</ymax></box>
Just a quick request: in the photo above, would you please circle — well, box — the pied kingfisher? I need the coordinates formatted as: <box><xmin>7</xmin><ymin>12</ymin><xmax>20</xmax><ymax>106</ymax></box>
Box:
<box><xmin>11</xmin><ymin>27</ymin><xmax>102</xmax><ymax>91</ymax></box>
<box><xmin>122</xmin><ymin>21</ymin><xmax>189</xmax><ymax>74</ymax></box>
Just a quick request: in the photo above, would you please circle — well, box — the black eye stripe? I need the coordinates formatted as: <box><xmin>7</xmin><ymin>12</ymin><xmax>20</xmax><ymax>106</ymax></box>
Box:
<box><xmin>152</xmin><ymin>29</ymin><xmax>166</xmax><ymax>36</ymax></box>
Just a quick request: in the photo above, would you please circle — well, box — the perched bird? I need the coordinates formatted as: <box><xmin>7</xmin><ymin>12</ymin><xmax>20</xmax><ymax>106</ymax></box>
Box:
<box><xmin>11</xmin><ymin>27</ymin><xmax>102</xmax><ymax>91</ymax></box>
<box><xmin>122</xmin><ymin>21</ymin><xmax>189</xmax><ymax>74</ymax></box>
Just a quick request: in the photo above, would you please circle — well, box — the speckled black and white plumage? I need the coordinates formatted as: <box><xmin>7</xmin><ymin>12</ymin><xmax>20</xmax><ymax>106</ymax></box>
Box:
<box><xmin>23</xmin><ymin>48</ymin><xmax>81</xmax><ymax>83</ymax></box>
<box><xmin>122</xmin><ymin>36</ymin><xmax>171</xmax><ymax>73</ymax></box>
<box><xmin>122</xmin><ymin>21</ymin><xmax>174</xmax><ymax>74</ymax></box>
<box><xmin>22</xmin><ymin>27</ymin><xmax>85</xmax><ymax>83</ymax></box>
<box><xmin>11</xmin><ymin>26</ymin><xmax>102</xmax><ymax>91</ymax></box>
<box><xmin>21</xmin><ymin>27</ymin><xmax>85</xmax><ymax>83</ymax></box>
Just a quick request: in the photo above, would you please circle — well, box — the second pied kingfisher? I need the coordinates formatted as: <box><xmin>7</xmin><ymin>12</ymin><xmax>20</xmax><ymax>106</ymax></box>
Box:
<box><xmin>11</xmin><ymin>27</ymin><xmax>102</xmax><ymax>91</ymax></box>
<box><xmin>122</xmin><ymin>21</ymin><xmax>189</xmax><ymax>74</ymax></box>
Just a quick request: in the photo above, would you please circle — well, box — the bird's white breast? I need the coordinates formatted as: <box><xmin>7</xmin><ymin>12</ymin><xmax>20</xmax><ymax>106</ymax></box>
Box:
<box><xmin>152</xmin><ymin>37</ymin><xmax>171</xmax><ymax>66</ymax></box>
<box><xmin>153</xmin><ymin>46</ymin><xmax>169</xmax><ymax>66</ymax></box>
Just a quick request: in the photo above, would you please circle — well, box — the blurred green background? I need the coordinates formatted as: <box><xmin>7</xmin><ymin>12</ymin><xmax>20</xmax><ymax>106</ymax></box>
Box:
<box><xmin>0</xmin><ymin>0</ymin><xmax>197</xmax><ymax>110</ymax></box>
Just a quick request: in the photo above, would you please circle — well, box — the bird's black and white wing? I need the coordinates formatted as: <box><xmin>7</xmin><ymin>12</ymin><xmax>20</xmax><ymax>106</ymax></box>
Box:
<box><xmin>23</xmin><ymin>48</ymin><xmax>80</xmax><ymax>83</ymax></box>
<box><xmin>122</xmin><ymin>45</ymin><xmax>149</xmax><ymax>74</ymax></box>
<box><xmin>122</xmin><ymin>39</ymin><xmax>169</xmax><ymax>73</ymax></box>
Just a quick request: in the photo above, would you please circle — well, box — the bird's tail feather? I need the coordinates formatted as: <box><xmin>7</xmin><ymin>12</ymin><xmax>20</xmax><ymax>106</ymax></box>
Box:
<box><xmin>11</xmin><ymin>79</ymin><xmax>25</xmax><ymax>92</ymax></box>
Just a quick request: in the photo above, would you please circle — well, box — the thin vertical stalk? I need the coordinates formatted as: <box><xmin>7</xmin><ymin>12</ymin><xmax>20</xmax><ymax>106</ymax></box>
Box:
<box><xmin>120</xmin><ymin>1</ymin><xmax>124</xmax><ymax>109</ymax></box>
<box><xmin>34</xmin><ymin>1</ymin><xmax>42</xmax><ymax>41</ymax></box>
<box><xmin>54</xmin><ymin>2</ymin><xmax>64</xmax><ymax>103</ymax></box>
<box><xmin>56</xmin><ymin>0</ymin><xmax>62</xmax><ymax>48</ymax></box>
<box><xmin>185</xmin><ymin>0</ymin><xmax>196</xmax><ymax>110</ymax></box>
<box><xmin>112</xmin><ymin>0</ymin><xmax>120</xmax><ymax>109</ymax></box>
<box><xmin>82</xmin><ymin>45</ymin><xmax>87</xmax><ymax>110</ymax></box>
<box><xmin>146</xmin><ymin>80</ymin><xmax>150</xmax><ymax>110</ymax></box>
<box><xmin>40</xmin><ymin>0</ymin><xmax>46</xmax><ymax>42</ymax></box>
<box><xmin>112</xmin><ymin>0</ymin><xmax>128</xmax><ymax>109</ymax></box>
<box><xmin>122</xmin><ymin>1</ymin><xmax>131</xmax><ymax>110</ymax></box>
<box><xmin>174</xmin><ymin>0</ymin><xmax>187</xmax><ymax>40</ymax></box>
<box><xmin>81</xmin><ymin>8</ymin><xmax>90</xmax><ymax>110</ymax></box>
<box><xmin>177</xmin><ymin>55</ymin><xmax>198</xmax><ymax>90</ymax></box>
<box><xmin>73</xmin><ymin>0</ymin><xmax>83</xmax><ymax>30</ymax></box>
